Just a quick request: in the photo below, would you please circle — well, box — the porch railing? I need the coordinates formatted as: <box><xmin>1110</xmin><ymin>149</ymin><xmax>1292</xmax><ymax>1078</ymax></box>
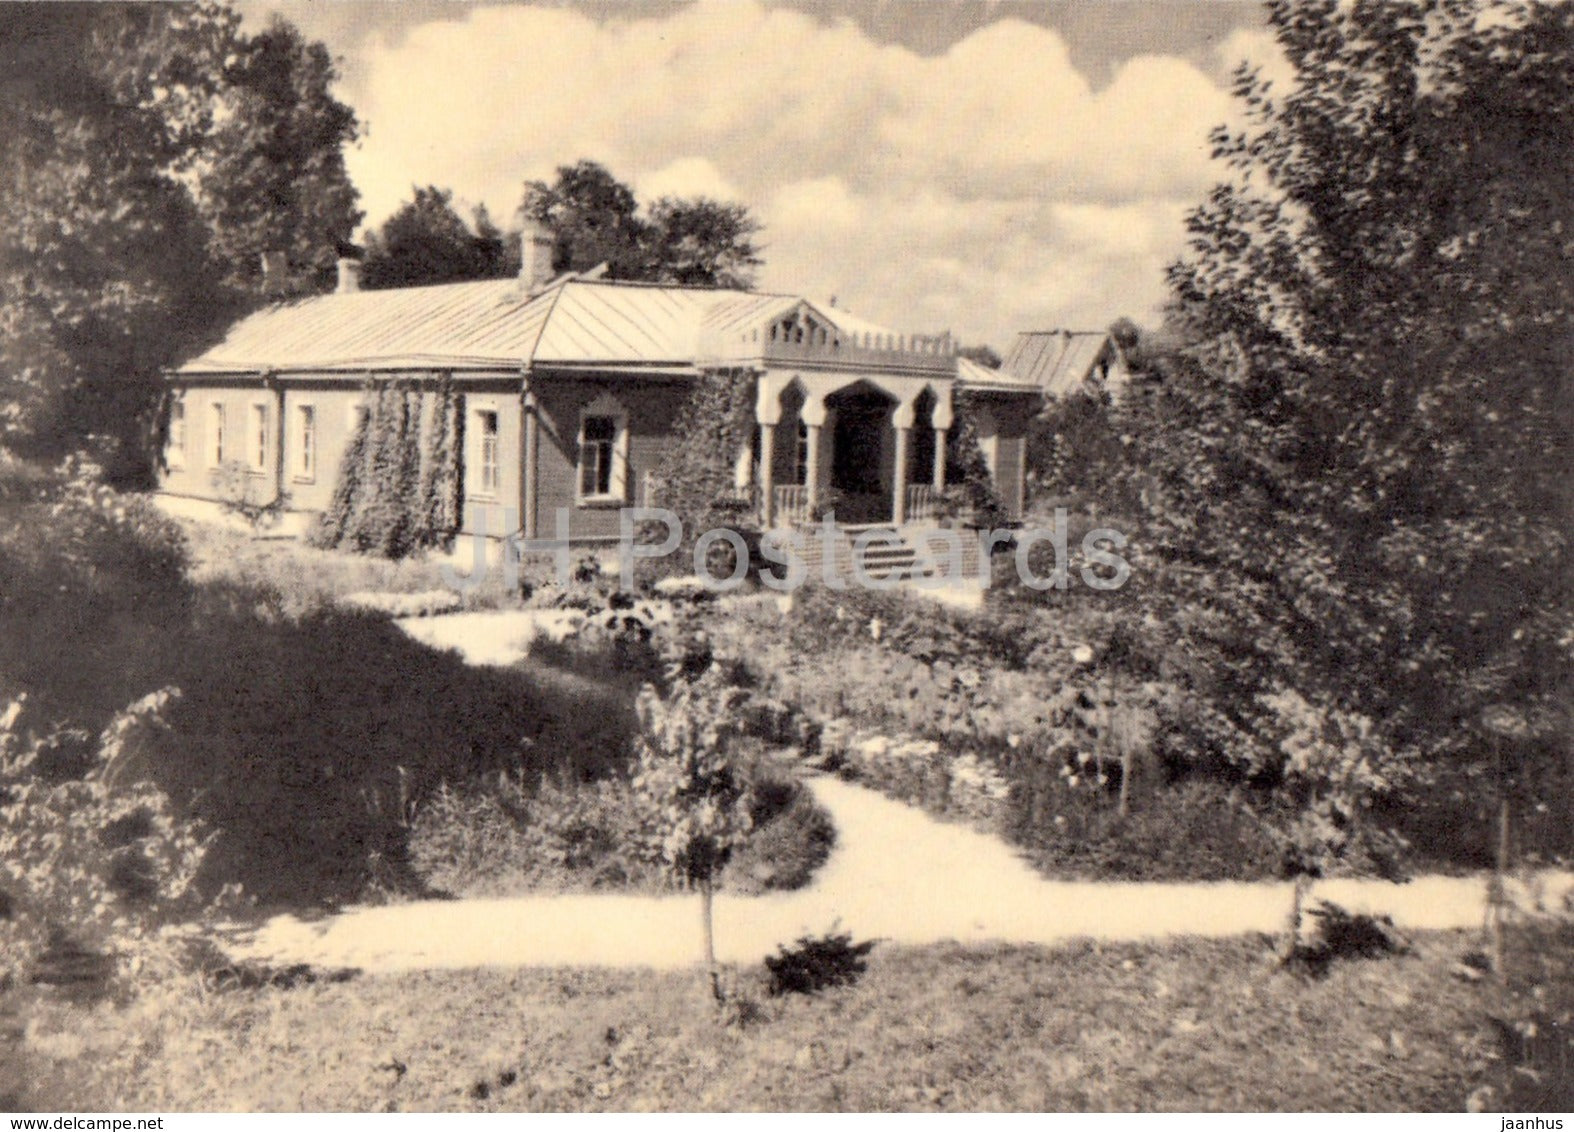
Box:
<box><xmin>906</xmin><ymin>484</ymin><xmax>937</xmax><ymax>522</ymax></box>
<box><xmin>773</xmin><ymin>484</ymin><xmax>810</xmax><ymax>526</ymax></box>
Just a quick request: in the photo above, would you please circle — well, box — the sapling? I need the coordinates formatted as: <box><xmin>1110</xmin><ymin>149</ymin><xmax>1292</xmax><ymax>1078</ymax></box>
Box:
<box><xmin>631</xmin><ymin>671</ymin><xmax>755</xmax><ymax>1001</ymax></box>
<box><xmin>1262</xmin><ymin>689</ymin><xmax>1412</xmax><ymax>960</ymax></box>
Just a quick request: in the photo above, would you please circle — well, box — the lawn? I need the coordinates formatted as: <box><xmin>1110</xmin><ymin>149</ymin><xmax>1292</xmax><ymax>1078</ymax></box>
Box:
<box><xmin>14</xmin><ymin>932</ymin><xmax>1523</xmax><ymax>1112</ymax></box>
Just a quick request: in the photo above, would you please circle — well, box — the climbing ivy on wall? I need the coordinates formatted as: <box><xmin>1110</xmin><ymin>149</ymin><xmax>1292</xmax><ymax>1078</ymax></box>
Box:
<box><xmin>310</xmin><ymin>386</ymin><xmax>372</xmax><ymax>550</ymax></box>
<box><xmin>639</xmin><ymin>367</ymin><xmax>756</xmax><ymax>573</ymax></box>
<box><xmin>309</xmin><ymin>375</ymin><xmax>464</xmax><ymax>559</ymax></box>
<box><xmin>946</xmin><ymin>390</ymin><xmax>1008</xmax><ymax>527</ymax></box>
<box><xmin>418</xmin><ymin>373</ymin><xmax>463</xmax><ymax>551</ymax></box>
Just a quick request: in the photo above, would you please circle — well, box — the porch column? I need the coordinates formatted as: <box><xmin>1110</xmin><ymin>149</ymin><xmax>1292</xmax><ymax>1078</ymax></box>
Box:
<box><xmin>756</xmin><ymin>425</ymin><xmax>774</xmax><ymax>527</ymax></box>
<box><xmin>801</xmin><ymin>395</ymin><xmax>827</xmax><ymax>510</ymax></box>
<box><xmin>892</xmin><ymin>400</ymin><xmax>915</xmax><ymax>526</ymax></box>
<box><xmin>756</xmin><ymin>373</ymin><xmax>782</xmax><ymax>528</ymax></box>
<box><xmin>522</xmin><ymin>384</ymin><xmax>540</xmax><ymax>540</ymax></box>
<box><xmin>932</xmin><ymin>390</ymin><xmax>954</xmax><ymax>492</ymax></box>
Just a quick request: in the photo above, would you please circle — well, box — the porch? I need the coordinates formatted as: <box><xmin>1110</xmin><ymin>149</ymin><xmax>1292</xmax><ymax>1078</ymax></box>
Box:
<box><xmin>745</xmin><ymin>369</ymin><xmax>956</xmax><ymax>531</ymax></box>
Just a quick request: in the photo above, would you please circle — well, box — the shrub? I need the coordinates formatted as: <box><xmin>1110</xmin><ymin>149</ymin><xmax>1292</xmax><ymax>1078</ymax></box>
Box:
<box><xmin>723</xmin><ymin>769</ymin><xmax>836</xmax><ymax>894</ymax></box>
<box><xmin>408</xmin><ymin>776</ymin><xmax>667</xmax><ymax>897</ymax></box>
<box><xmin>0</xmin><ymin>689</ymin><xmax>216</xmax><ymax>993</ymax></box>
<box><xmin>1282</xmin><ymin>900</ymin><xmax>1407</xmax><ymax>978</ymax></box>
<box><xmin>764</xmin><ymin>930</ymin><xmax>876</xmax><ymax>997</ymax></box>
<box><xmin>208</xmin><ymin>460</ymin><xmax>289</xmax><ymax>534</ymax></box>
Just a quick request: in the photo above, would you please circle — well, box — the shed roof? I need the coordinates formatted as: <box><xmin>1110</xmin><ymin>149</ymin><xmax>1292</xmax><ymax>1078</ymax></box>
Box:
<box><xmin>1001</xmin><ymin>330</ymin><xmax>1123</xmax><ymax>397</ymax></box>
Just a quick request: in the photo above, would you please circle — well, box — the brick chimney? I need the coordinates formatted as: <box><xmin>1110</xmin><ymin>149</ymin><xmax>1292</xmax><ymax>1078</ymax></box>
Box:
<box><xmin>335</xmin><ymin>256</ymin><xmax>361</xmax><ymax>294</ymax></box>
<box><xmin>519</xmin><ymin>219</ymin><xmax>556</xmax><ymax>294</ymax></box>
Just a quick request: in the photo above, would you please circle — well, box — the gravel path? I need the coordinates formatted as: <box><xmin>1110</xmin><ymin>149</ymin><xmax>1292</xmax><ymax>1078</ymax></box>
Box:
<box><xmin>234</xmin><ymin>774</ymin><xmax>1573</xmax><ymax>974</ymax></box>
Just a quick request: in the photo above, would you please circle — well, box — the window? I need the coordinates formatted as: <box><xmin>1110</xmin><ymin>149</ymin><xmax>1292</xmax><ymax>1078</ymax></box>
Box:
<box><xmin>167</xmin><ymin>398</ymin><xmax>186</xmax><ymax>467</ymax></box>
<box><xmin>249</xmin><ymin>404</ymin><xmax>269</xmax><ymax>471</ymax></box>
<box><xmin>295</xmin><ymin>405</ymin><xmax>316</xmax><ymax>481</ymax></box>
<box><xmin>210</xmin><ymin>404</ymin><xmax>226</xmax><ymax>465</ymax></box>
<box><xmin>477</xmin><ymin>410</ymin><xmax>499</xmax><ymax>495</ymax></box>
<box><xmin>576</xmin><ymin>393</ymin><xmax>629</xmax><ymax>504</ymax></box>
<box><xmin>580</xmin><ymin>416</ymin><xmax>616</xmax><ymax>498</ymax></box>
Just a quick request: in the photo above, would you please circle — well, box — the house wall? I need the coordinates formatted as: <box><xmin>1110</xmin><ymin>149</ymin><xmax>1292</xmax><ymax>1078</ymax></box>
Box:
<box><xmin>530</xmin><ymin>373</ymin><xmax>695</xmax><ymax>542</ymax></box>
<box><xmin>161</xmin><ymin>380</ymin><xmax>288</xmax><ymax>506</ymax></box>
<box><xmin>162</xmin><ymin>373</ymin><xmax>525</xmax><ymax>538</ymax></box>
<box><xmin>457</xmin><ymin>379</ymin><xmax>524</xmax><ymax>538</ymax></box>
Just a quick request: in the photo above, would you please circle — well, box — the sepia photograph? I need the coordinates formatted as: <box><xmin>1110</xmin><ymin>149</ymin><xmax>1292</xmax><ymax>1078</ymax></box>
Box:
<box><xmin>0</xmin><ymin>0</ymin><xmax>1570</xmax><ymax>1116</ymax></box>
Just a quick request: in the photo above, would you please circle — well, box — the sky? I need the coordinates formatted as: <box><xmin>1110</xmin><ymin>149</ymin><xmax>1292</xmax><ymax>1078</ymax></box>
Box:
<box><xmin>233</xmin><ymin>0</ymin><xmax>1284</xmax><ymax>351</ymax></box>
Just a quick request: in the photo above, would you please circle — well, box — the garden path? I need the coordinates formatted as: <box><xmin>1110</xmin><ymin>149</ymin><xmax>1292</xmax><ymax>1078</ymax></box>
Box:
<box><xmin>232</xmin><ymin>774</ymin><xmax>1573</xmax><ymax>975</ymax></box>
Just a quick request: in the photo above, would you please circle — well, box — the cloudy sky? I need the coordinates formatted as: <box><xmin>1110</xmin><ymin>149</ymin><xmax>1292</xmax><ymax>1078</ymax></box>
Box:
<box><xmin>234</xmin><ymin>0</ymin><xmax>1282</xmax><ymax>351</ymax></box>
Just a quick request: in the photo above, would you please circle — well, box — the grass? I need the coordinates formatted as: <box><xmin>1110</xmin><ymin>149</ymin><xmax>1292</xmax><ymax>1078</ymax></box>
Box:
<box><xmin>11</xmin><ymin>930</ymin><xmax>1526</xmax><ymax>1112</ymax></box>
<box><xmin>178</xmin><ymin>518</ymin><xmax>526</xmax><ymax>615</ymax></box>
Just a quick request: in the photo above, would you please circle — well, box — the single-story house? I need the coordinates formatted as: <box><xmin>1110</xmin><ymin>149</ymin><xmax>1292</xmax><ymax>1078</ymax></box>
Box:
<box><xmin>161</xmin><ymin>240</ymin><xmax>1041</xmax><ymax>572</ymax></box>
<box><xmin>999</xmin><ymin>329</ymin><xmax>1128</xmax><ymax>398</ymax></box>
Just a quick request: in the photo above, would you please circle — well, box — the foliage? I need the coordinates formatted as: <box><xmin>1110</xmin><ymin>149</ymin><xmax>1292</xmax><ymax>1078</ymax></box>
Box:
<box><xmin>944</xmin><ymin>392</ymin><xmax>1007</xmax><ymax>527</ymax></box>
<box><xmin>631</xmin><ymin>674</ymin><xmax>755</xmax><ymax>888</ymax></box>
<box><xmin>361</xmin><ymin>187</ymin><xmax>514</xmax><ymax>290</ymax></box>
<box><xmin>520</xmin><ymin>159</ymin><xmax>764</xmax><ymax>289</ymax></box>
<box><xmin>192</xmin><ymin>14</ymin><xmax>362</xmax><ymax>296</ymax></box>
<box><xmin>1023</xmin><ymin>0</ymin><xmax>1574</xmax><ymax>877</ymax></box>
<box><xmin>309</xmin><ymin>391</ymin><xmax>370</xmax><ymax>550</ymax></box>
<box><xmin>0</xmin><ymin>456</ymin><xmax>631</xmax><ymax>906</ymax></box>
<box><xmin>0</xmin><ymin>6</ymin><xmax>359</xmax><ymax>478</ymax></box>
<box><xmin>1260</xmin><ymin>688</ymin><xmax>1412</xmax><ymax>883</ymax></box>
<box><xmin>0</xmin><ymin>688</ymin><xmax>214</xmax><ymax>992</ymax></box>
<box><xmin>638</xmin><ymin>368</ymin><xmax>757</xmax><ymax>580</ymax></box>
<box><xmin>1283</xmin><ymin>901</ymin><xmax>1408</xmax><ymax>978</ymax></box>
<box><xmin>521</xmin><ymin>160</ymin><xmax>647</xmax><ymax>279</ymax></box>
<box><xmin>418</xmin><ymin>373</ymin><xmax>463</xmax><ymax>549</ymax></box>
<box><xmin>208</xmin><ymin>459</ymin><xmax>289</xmax><ymax>534</ymax></box>
<box><xmin>641</xmin><ymin>197</ymin><xmax>762</xmax><ymax>289</ymax></box>
<box><xmin>409</xmin><ymin>776</ymin><xmax>666</xmax><ymax>898</ymax></box>
<box><xmin>1026</xmin><ymin>387</ymin><xmax>1123</xmax><ymax>503</ymax></box>
<box><xmin>407</xmin><ymin>759</ymin><xmax>832</xmax><ymax>900</ymax></box>
<box><xmin>313</xmin><ymin>379</ymin><xmax>460</xmax><ymax>559</ymax></box>
<box><xmin>764</xmin><ymin>930</ymin><xmax>876</xmax><ymax>997</ymax></box>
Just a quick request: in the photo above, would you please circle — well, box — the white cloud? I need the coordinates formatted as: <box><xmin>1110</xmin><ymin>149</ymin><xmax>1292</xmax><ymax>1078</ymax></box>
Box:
<box><xmin>346</xmin><ymin>0</ymin><xmax>1241</xmax><ymax>349</ymax></box>
<box><xmin>633</xmin><ymin>158</ymin><xmax>743</xmax><ymax>204</ymax></box>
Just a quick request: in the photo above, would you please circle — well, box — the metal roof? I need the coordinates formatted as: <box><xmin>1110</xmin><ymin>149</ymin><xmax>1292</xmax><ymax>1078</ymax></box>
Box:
<box><xmin>173</xmin><ymin>275</ymin><xmax>920</xmax><ymax>376</ymax></box>
<box><xmin>1001</xmin><ymin>330</ymin><xmax>1123</xmax><ymax>397</ymax></box>
<box><xmin>955</xmin><ymin>355</ymin><xmax>1042</xmax><ymax>394</ymax></box>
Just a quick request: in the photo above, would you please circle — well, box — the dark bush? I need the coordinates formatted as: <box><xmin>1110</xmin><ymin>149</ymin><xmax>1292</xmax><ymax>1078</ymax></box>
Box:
<box><xmin>1001</xmin><ymin>767</ymin><xmax>1283</xmax><ymax>882</ymax></box>
<box><xmin>764</xmin><ymin>930</ymin><xmax>876</xmax><ymax>997</ymax></box>
<box><xmin>1283</xmin><ymin>900</ymin><xmax>1407</xmax><ymax>978</ymax></box>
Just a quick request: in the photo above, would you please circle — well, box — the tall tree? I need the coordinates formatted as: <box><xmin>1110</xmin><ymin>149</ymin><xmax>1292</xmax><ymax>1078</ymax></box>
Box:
<box><xmin>519</xmin><ymin>160</ymin><xmax>765</xmax><ymax>287</ymax></box>
<box><xmin>0</xmin><ymin>5</ymin><xmax>362</xmax><ymax>478</ymax></box>
<box><xmin>0</xmin><ymin>5</ymin><xmax>234</xmax><ymax>477</ymax></box>
<box><xmin>1062</xmin><ymin>0</ymin><xmax>1573</xmax><ymax>863</ymax></box>
<box><xmin>642</xmin><ymin>197</ymin><xmax>762</xmax><ymax>289</ymax></box>
<box><xmin>520</xmin><ymin>160</ymin><xmax>647</xmax><ymax>279</ymax></box>
<box><xmin>192</xmin><ymin>14</ymin><xmax>362</xmax><ymax>295</ymax></box>
<box><xmin>361</xmin><ymin>186</ymin><xmax>507</xmax><ymax>290</ymax></box>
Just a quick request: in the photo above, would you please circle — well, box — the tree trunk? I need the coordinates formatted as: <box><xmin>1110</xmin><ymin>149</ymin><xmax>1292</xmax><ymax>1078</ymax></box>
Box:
<box><xmin>1283</xmin><ymin>874</ymin><xmax>1311</xmax><ymax>961</ymax></box>
<box><xmin>1118</xmin><ymin>743</ymin><xmax>1131</xmax><ymax>819</ymax></box>
<box><xmin>1490</xmin><ymin>796</ymin><xmax>1511</xmax><ymax>977</ymax></box>
<box><xmin>701</xmin><ymin>878</ymin><xmax>722</xmax><ymax>1002</ymax></box>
